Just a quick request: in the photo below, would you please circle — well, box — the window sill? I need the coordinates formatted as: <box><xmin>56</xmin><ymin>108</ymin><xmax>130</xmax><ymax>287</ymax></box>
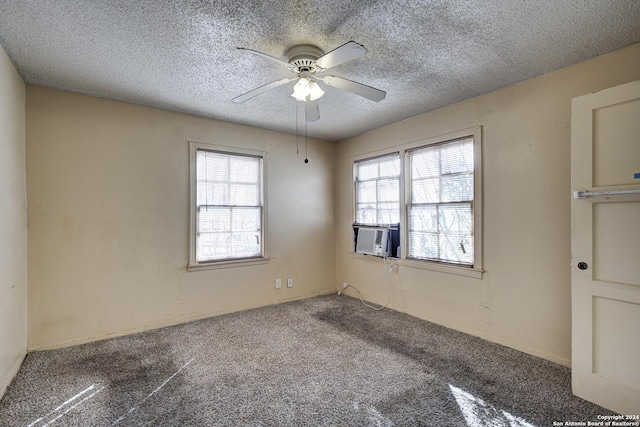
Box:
<box><xmin>348</xmin><ymin>252</ymin><xmax>483</xmax><ymax>279</ymax></box>
<box><xmin>187</xmin><ymin>257</ymin><xmax>270</xmax><ymax>271</ymax></box>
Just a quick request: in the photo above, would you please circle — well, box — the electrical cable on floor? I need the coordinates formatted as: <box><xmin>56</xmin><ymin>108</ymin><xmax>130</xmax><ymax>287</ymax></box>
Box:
<box><xmin>338</xmin><ymin>253</ymin><xmax>394</xmax><ymax>311</ymax></box>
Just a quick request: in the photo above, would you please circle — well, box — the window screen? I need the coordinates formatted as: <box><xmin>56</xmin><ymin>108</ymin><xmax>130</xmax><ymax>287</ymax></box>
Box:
<box><xmin>196</xmin><ymin>149</ymin><xmax>262</xmax><ymax>262</ymax></box>
<box><xmin>407</xmin><ymin>137</ymin><xmax>474</xmax><ymax>265</ymax></box>
<box><xmin>354</xmin><ymin>153</ymin><xmax>400</xmax><ymax>225</ymax></box>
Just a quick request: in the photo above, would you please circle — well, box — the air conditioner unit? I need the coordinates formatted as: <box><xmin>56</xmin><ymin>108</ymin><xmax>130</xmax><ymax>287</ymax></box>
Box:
<box><xmin>355</xmin><ymin>228</ymin><xmax>389</xmax><ymax>257</ymax></box>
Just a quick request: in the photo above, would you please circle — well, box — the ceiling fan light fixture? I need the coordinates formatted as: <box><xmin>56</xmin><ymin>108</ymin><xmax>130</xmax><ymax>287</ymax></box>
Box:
<box><xmin>291</xmin><ymin>77</ymin><xmax>310</xmax><ymax>101</ymax></box>
<box><xmin>308</xmin><ymin>81</ymin><xmax>325</xmax><ymax>101</ymax></box>
<box><xmin>291</xmin><ymin>77</ymin><xmax>325</xmax><ymax>102</ymax></box>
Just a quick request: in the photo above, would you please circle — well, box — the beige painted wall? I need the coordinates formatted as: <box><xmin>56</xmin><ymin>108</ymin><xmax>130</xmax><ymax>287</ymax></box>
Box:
<box><xmin>19</xmin><ymin>43</ymin><xmax>640</xmax><ymax>362</ymax></box>
<box><xmin>0</xmin><ymin>44</ymin><xmax>27</xmax><ymax>396</ymax></box>
<box><xmin>335</xmin><ymin>43</ymin><xmax>640</xmax><ymax>365</ymax></box>
<box><xmin>26</xmin><ymin>88</ymin><xmax>336</xmax><ymax>350</ymax></box>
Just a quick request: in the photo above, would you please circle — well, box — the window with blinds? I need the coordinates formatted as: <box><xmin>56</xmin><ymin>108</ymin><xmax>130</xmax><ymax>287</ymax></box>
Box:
<box><xmin>354</xmin><ymin>153</ymin><xmax>400</xmax><ymax>225</ymax></box>
<box><xmin>407</xmin><ymin>137</ymin><xmax>474</xmax><ymax>265</ymax></box>
<box><xmin>195</xmin><ymin>149</ymin><xmax>263</xmax><ymax>262</ymax></box>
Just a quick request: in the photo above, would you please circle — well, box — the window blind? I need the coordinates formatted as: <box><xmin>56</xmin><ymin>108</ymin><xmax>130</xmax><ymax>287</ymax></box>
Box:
<box><xmin>407</xmin><ymin>138</ymin><xmax>474</xmax><ymax>265</ymax></box>
<box><xmin>196</xmin><ymin>149</ymin><xmax>262</xmax><ymax>262</ymax></box>
<box><xmin>354</xmin><ymin>153</ymin><xmax>400</xmax><ymax>225</ymax></box>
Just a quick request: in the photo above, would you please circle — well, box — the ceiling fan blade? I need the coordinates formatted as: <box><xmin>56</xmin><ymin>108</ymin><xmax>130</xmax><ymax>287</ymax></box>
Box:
<box><xmin>321</xmin><ymin>76</ymin><xmax>386</xmax><ymax>102</ymax></box>
<box><xmin>315</xmin><ymin>41</ymin><xmax>367</xmax><ymax>70</ymax></box>
<box><xmin>237</xmin><ymin>47</ymin><xmax>295</xmax><ymax>71</ymax></box>
<box><xmin>232</xmin><ymin>78</ymin><xmax>295</xmax><ymax>103</ymax></box>
<box><xmin>305</xmin><ymin>100</ymin><xmax>320</xmax><ymax>122</ymax></box>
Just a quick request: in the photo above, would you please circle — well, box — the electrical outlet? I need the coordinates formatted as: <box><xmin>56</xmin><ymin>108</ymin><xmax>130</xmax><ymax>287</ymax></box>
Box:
<box><xmin>287</xmin><ymin>278</ymin><xmax>293</xmax><ymax>288</ymax></box>
<box><xmin>275</xmin><ymin>279</ymin><xmax>282</xmax><ymax>289</ymax></box>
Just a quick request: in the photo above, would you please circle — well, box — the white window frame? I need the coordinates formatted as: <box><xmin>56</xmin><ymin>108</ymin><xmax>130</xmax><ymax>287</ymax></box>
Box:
<box><xmin>353</xmin><ymin>152</ymin><xmax>401</xmax><ymax>226</ymax></box>
<box><xmin>188</xmin><ymin>141</ymin><xmax>269</xmax><ymax>271</ymax></box>
<box><xmin>350</xmin><ymin>127</ymin><xmax>483</xmax><ymax>278</ymax></box>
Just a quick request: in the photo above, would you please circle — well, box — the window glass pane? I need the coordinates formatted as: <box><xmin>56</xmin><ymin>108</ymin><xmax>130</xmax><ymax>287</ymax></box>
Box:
<box><xmin>408</xmin><ymin>231</ymin><xmax>438</xmax><ymax>259</ymax></box>
<box><xmin>199</xmin><ymin>233</ymin><xmax>231</xmax><ymax>260</ymax></box>
<box><xmin>378</xmin><ymin>178</ymin><xmax>399</xmax><ymax>202</ymax></box>
<box><xmin>358</xmin><ymin>162</ymin><xmax>379</xmax><ymax>180</ymax></box>
<box><xmin>229</xmin><ymin>183</ymin><xmax>259</xmax><ymax>205</ymax></box>
<box><xmin>199</xmin><ymin>207</ymin><xmax>230</xmax><ymax>232</ymax></box>
<box><xmin>212</xmin><ymin>155</ymin><xmax>230</xmax><ymax>181</ymax></box>
<box><xmin>441</xmin><ymin>139</ymin><xmax>473</xmax><ymax>174</ymax></box>
<box><xmin>232</xmin><ymin>207</ymin><xmax>261</xmax><ymax>231</ymax></box>
<box><xmin>356</xmin><ymin>203</ymin><xmax>376</xmax><ymax>224</ymax></box>
<box><xmin>229</xmin><ymin>156</ymin><xmax>259</xmax><ymax>183</ymax></box>
<box><xmin>197</xmin><ymin>152</ymin><xmax>229</xmax><ymax>181</ymax></box>
<box><xmin>379</xmin><ymin>158</ymin><xmax>400</xmax><ymax>178</ymax></box>
<box><xmin>196</xmin><ymin>156</ymin><xmax>207</xmax><ymax>180</ymax></box>
<box><xmin>439</xmin><ymin>234</ymin><xmax>473</xmax><ymax>264</ymax></box>
<box><xmin>357</xmin><ymin>181</ymin><xmax>377</xmax><ymax>203</ymax></box>
<box><xmin>196</xmin><ymin>181</ymin><xmax>208</xmax><ymax>205</ymax></box>
<box><xmin>441</xmin><ymin>174</ymin><xmax>473</xmax><ymax>202</ymax></box>
<box><xmin>197</xmin><ymin>182</ymin><xmax>228</xmax><ymax>205</ymax></box>
<box><xmin>438</xmin><ymin>204</ymin><xmax>472</xmax><ymax>235</ymax></box>
<box><xmin>232</xmin><ymin>233</ymin><xmax>261</xmax><ymax>257</ymax></box>
<box><xmin>411</xmin><ymin>150</ymin><xmax>439</xmax><ymax>179</ymax></box>
<box><xmin>408</xmin><ymin>205</ymin><xmax>438</xmax><ymax>232</ymax></box>
<box><xmin>378</xmin><ymin>203</ymin><xmax>399</xmax><ymax>224</ymax></box>
<box><xmin>411</xmin><ymin>178</ymin><xmax>439</xmax><ymax>203</ymax></box>
<box><xmin>210</xmin><ymin>183</ymin><xmax>229</xmax><ymax>205</ymax></box>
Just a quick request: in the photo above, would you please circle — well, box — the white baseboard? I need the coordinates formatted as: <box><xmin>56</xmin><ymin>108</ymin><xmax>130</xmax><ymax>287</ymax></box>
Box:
<box><xmin>0</xmin><ymin>352</ymin><xmax>26</xmax><ymax>399</ymax></box>
<box><xmin>339</xmin><ymin>292</ymin><xmax>571</xmax><ymax>367</ymax></box>
<box><xmin>29</xmin><ymin>289</ymin><xmax>337</xmax><ymax>352</ymax></box>
<box><xmin>400</xmin><ymin>306</ymin><xmax>572</xmax><ymax>367</ymax></box>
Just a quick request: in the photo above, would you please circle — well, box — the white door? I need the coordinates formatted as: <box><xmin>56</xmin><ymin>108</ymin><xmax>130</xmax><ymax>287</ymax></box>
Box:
<box><xmin>571</xmin><ymin>79</ymin><xmax>640</xmax><ymax>415</ymax></box>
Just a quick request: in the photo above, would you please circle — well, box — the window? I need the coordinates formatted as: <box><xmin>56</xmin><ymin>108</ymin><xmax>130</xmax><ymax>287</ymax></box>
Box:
<box><xmin>350</xmin><ymin>127</ymin><xmax>482</xmax><ymax>276</ymax></box>
<box><xmin>189</xmin><ymin>143</ymin><xmax>266</xmax><ymax>268</ymax></box>
<box><xmin>354</xmin><ymin>153</ymin><xmax>400</xmax><ymax>225</ymax></box>
<box><xmin>407</xmin><ymin>137</ymin><xmax>475</xmax><ymax>265</ymax></box>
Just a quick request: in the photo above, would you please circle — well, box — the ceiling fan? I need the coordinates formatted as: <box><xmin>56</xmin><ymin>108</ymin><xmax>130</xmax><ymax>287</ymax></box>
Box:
<box><xmin>232</xmin><ymin>41</ymin><xmax>386</xmax><ymax>122</ymax></box>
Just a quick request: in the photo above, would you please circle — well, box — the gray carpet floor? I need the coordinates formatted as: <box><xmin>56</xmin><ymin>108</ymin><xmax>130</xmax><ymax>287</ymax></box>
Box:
<box><xmin>0</xmin><ymin>295</ymin><xmax>614</xmax><ymax>426</ymax></box>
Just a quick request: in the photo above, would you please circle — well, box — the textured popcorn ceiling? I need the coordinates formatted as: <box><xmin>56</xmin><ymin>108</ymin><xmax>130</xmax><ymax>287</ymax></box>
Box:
<box><xmin>1</xmin><ymin>0</ymin><xmax>639</xmax><ymax>141</ymax></box>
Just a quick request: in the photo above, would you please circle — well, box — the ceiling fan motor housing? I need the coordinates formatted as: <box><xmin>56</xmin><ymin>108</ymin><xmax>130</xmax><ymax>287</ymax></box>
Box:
<box><xmin>287</xmin><ymin>45</ymin><xmax>324</xmax><ymax>73</ymax></box>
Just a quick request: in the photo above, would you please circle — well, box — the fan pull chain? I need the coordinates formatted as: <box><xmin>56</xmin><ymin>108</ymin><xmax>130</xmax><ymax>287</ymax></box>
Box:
<box><xmin>304</xmin><ymin>114</ymin><xmax>309</xmax><ymax>164</ymax></box>
<box><xmin>295</xmin><ymin>102</ymin><xmax>299</xmax><ymax>155</ymax></box>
